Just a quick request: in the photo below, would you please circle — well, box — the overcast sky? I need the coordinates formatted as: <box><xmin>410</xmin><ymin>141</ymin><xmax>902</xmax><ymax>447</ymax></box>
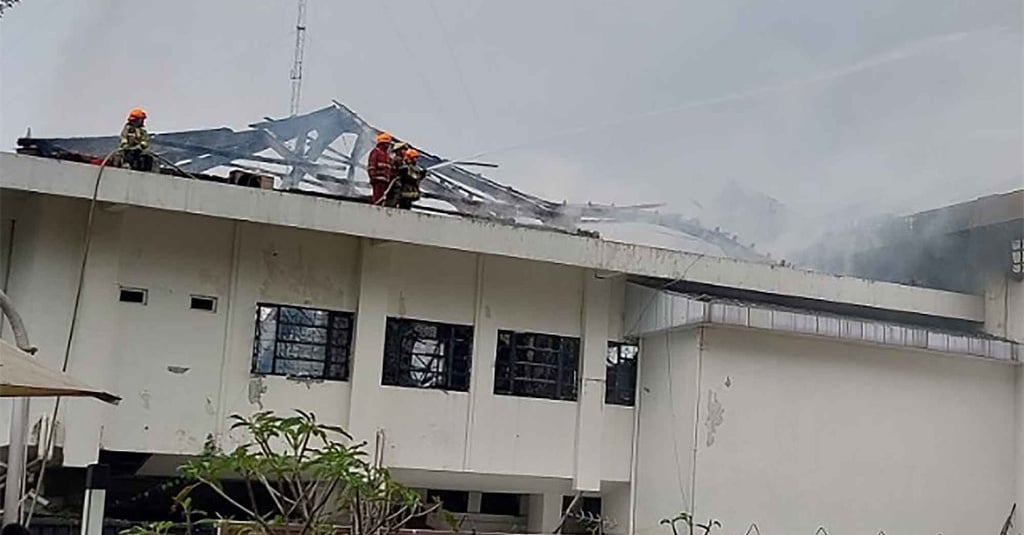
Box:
<box><xmin>1</xmin><ymin>0</ymin><xmax>1021</xmax><ymax>228</ymax></box>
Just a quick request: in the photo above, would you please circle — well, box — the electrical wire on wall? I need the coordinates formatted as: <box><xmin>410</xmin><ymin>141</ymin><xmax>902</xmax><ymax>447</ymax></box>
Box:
<box><xmin>622</xmin><ymin>253</ymin><xmax>707</xmax><ymax>519</ymax></box>
<box><xmin>24</xmin><ymin>148</ymin><xmax>117</xmax><ymax>526</ymax></box>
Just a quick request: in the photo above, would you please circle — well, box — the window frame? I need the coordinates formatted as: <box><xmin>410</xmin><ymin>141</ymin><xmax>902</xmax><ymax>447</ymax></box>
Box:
<box><xmin>494</xmin><ymin>330</ymin><xmax>580</xmax><ymax>402</ymax></box>
<box><xmin>251</xmin><ymin>303</ymin><xmax>353</xmax><ymax>381</ymax></box>
<box><xmin>382</xmin><ymin>317</ymin><xmax>473</xmax><ymax>392</ymax></box>
<box><xmin>605</xmin><ymin>341</ymin><xmax>639</xmax><ymax>406</ymax></box>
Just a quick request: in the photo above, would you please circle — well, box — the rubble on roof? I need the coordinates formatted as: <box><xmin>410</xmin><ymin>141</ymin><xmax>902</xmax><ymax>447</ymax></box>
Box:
<box><xmin>16</xmin><ymin>100</ymin><xmax>767</xmax><ymax>261</ymax></box>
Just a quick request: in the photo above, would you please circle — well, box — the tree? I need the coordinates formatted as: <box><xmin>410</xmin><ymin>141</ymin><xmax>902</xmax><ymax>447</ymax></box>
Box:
<box><xmin>174</xmin><ymin>410</ymin><xmax>440</xmax><ymax>535</ymax></box>
<box><xmin>660</xmin><ymin>512</ymin><xmax>720</xmax><ymax>535</ymax></box>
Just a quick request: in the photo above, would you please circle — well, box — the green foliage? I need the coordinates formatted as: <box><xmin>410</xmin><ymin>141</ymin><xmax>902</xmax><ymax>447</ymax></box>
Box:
<box><xmin>120</xmin><ymin>521</ymin><xmax>175</xmax><ymax>535</ymax></box>
<box><xmin>661</xmin><ymin>512</ymin><xmax>721</xmax><ymax>535</ymax></box>
<box><xmin>173</xmin><ymin>410</ymin><xmax>438</xmax><ymax>535</ymax></box>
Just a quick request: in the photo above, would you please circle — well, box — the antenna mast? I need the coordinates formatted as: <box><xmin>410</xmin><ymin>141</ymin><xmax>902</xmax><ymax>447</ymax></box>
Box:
<box><xmin>289</xmin><ymin>0</ymin><xmax>308</xmax><ymax>116</ymax></box>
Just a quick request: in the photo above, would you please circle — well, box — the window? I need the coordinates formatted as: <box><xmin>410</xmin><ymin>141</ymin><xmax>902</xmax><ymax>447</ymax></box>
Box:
<box><xmin>480</xmin><ymin>492</ymin><xmax>521</xmax><ymax>516</ymax></box>
<box><xmin>383</xmin><ymin>318</ymin><xmax>472</xmax><ymax>391</ymax></box>
<box><xmin>190</xmin><ymin>295</ymin><xmax>217</xmax><ymax>312</ymax></box>
<box><xmin>251</xmin><ymin>304</ymin><xmax>353</xmax><ymax>381</ymax></box>
<box><xmin>494</xmin><ymin>330</ymin><xmax>579</xmax><ymax>401</ymax></box>
<box><xmin>605</xmin><ymin>342</ymin><xmax>639</xmax><ymax>406</ymax></box>
<box><xmin>427</xmin><ymin>489</ymin><xmax>469</xmax><ymax>513</ymax></box>
<box><xmin>119</xmin><ymin>287</ymin><xmax>147</xmax><ymax>304</ymax></box>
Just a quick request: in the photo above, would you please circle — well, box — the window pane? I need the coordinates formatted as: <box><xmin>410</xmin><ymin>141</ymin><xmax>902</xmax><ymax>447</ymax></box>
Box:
<box><xmin>254</xmin><ymin>340</ymin><xmax>275</xmax><ymax>373</ymax></box>
<box><xmin>326</xmin><ymin>344</ymin><xmax>348</xmax><ymax>364</ymax></box>
<box><xmin>277</xmin><ymin>342</ymin><xmax>327</xmax><ymax>362</ymax></box>
<box><xmin>330</xmin><ymin>313</ymin><xmax>350</xmax><ymax>330</ymax></box>
<box><xmin>606</xmin><ymin>342</ymin><xmax>639</xmax><ymax>406</ymax></box>
<box><xmin>275</xmin><ymin>359</ymin><xmax>325</xmax><ymax>377</ymax></box>
<box><xmin>278</xmin><ymin>324</ymin><xmax>328</xmax><ymax>344</ymax></box>
<box><xmin>382</xmin><ymin>318</ymin><xmax>472</xmax><ymax>391</ymax></box>
<box><xmin>257</xmin><ymin>307</ymin><xmax>278</xmax><ymax>339</ymax></box>
<box><xmin>251</xmin><ymin>304</ymin><xmax>353</xmax><ymax>382</ymax></box>
<box><xmin>325</xmin><ymin>361</ymin><xmax>347</xmax><ymax>380</ymax></box>
<box><xmin>279</xmin><ymin>306</ymin><xmax>328</xmax><ymax>327</ymax></box>
<box><xmin>494</xmin><ymin>330</ymin><xmax>580</xmax><ymax>401</ymax></box>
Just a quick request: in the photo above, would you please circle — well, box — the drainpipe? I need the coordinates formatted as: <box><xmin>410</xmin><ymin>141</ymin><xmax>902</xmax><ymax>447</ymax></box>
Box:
<box><xmin>1</xmin><ymin>288</ymin><xmax>37</xmax><ymax>526</ymax></box>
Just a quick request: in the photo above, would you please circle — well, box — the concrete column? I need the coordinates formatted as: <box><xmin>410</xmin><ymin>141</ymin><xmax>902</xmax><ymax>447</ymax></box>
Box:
<box><xmin>80</xmin><ymin>464</ymin><xmax>109</xmax><ymax>535</ymax></box>
<box><xmin>347</xmin><ymin>239</ymin><xmax>392</xmax><ymax>453</ymax></box>
<box><xmin>527</xmin><ymin>492</ymin><xmax>564</xmax><ymax>533</ymax></box>
<box><xmin>468</xmin><ymin>491</ymin><xmax>483</xmax><ymax>514</ymax></box>
<box><xmin>1016</xmin><ymin>365</ymin><xmax>1023</xmax><ymax>526</ymax></box>
<box><xmin>574</xmin><ymin>271</ymin><xmax>610</xmax><ymax>491</ymax></box>
<box><xmin>63</xmin><ymin>207</ymin><xmax>125</xmax><ymax>467</ymax></box>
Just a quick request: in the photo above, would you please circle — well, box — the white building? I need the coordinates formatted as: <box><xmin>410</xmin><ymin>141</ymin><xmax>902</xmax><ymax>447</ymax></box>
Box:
<box><xmin>1</xmin><ymin>153</ymin><xmax>1021</xmax><ymax>534</ymax></box>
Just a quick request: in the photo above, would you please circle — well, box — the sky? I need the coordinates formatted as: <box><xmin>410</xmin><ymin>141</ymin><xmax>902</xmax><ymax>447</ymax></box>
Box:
<box><xmin>1</xmin><ymin>0</ymin><xmax>1021</xmax><ymax>252</ymax></box>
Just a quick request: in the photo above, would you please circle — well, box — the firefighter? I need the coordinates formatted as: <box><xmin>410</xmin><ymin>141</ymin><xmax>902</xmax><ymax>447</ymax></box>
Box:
<box><xmin>392</xmin><ymin>148</ymin><xmax>425</xmax><ymax>209</ymax></box>
<box><xmin>119</xmin><ymin>108</ymin><xmax>154</xmax><ymax>172</ymax></box>
<box><xmin>367</xmin><ymin>132</ymin><xmax>394</xmax><ymax>204</ymax></box>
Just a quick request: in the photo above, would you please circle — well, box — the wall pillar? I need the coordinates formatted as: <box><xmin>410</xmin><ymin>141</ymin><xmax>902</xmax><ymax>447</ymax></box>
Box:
<box><xmin>347</xmin><ymin>239</ymin><xmax>392</xmax><ymax>454</ymax></box>
<box><xmin>527</xmin><ymin>492</ymin><xmax>564</xmax><ymax>533</ymax></box>
<box><xmin>79</xmin><ymin>464</ymin><xmax>109</xmax><ymax>535</ymax></box>
<box><xmin>62</xmin><ymin>207</ymin><xmax>125</xmax><ymax>466</ymax></box>
<box><xmin>1016</xmin><ymin>365</ymin><xmax>1023</xmax><ymax>526</ymax></box>
<box><xmin>574</xmin><ymin>270</ymin><xmax>610</xmax><ymax>491</ymax></box>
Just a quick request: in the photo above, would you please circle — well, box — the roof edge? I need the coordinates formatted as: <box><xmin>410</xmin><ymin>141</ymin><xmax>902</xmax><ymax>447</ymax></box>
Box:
<box><xmin>0</xmin><ymin>152</ymin><xmax>985</xmax><ymax>323</ymax></box>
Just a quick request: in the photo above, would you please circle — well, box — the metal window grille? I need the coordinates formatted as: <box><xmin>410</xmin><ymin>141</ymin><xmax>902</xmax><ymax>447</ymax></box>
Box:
<box><xmin>605</xmin><ymin>342</ymin><xmax>638</xmax><ymax>406</ymax></box>
<box><xmin>251</xmin><ymin>303</ymin><xmax>352</xmax><ymax>381</ymax></box>
<box><xmin>494</xmin><ymin>330</ymin><xmax>580</xmax><ymax>401</ymax></box>
<box><xmin>383</xmin><ymin>318</ymin><xmax>473</xmax><ymax>391</ymax></box>
<box><xmin>1012</xmin><ymin>238</ymin><xmax>1023</xmax><ymax>280</ymax></box>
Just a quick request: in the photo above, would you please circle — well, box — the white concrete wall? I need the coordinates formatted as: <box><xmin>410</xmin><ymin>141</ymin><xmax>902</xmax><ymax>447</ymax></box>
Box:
<box><xmin>634</xmin><ymin>326</ymin><xmax>1018</xmax><ymax>535</ymax></box>
<box><xmin>984</xmin><ymin>272</ymin><xmax>1024</xmax><ymax>343</ymax></box>
<box><xmin>633</xmin><ymin>329</ymin><xmax>701</xmax><ymax>535</ymax></box>
<box><xmin>1</xmin><ymin>153</ymin><xmax>986</xmax><ymax>323</ymax></box>
<box><xmin>0</xmin><ymin>194</ymin><xmax>635</xmax><ymax>492</ymax></box>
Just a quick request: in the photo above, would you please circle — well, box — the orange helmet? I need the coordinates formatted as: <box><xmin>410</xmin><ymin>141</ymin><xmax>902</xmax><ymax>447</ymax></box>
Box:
<box><xmin>404</xmin><ymin>148</ymin><xmax>419</xmax><ymax>160</ymax></box>
<box><xmin>128</xmin><ymin>108</ymin><xmax>147</xmax><ymax>120</ymax></box>
<box><xmin>376</xmin><ymin>132</ymin><xmax>392</xmax><ymax>144</ymax></box>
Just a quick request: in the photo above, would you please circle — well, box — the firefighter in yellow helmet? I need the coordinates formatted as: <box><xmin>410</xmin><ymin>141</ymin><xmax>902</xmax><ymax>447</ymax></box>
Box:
<box><xmin>119</xmin><ymin>108</ymin><xmax>154</xmax><ymax>172</ymax></box>
<box><xmin>388</xmin><ymin>148</ymin><xmax>425</xmax><ymax>209</ymax></box>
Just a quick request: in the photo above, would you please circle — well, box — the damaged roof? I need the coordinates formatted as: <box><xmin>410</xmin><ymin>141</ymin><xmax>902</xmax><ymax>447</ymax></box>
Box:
<box><xmin>16</xmin><ymin>100</ymin><xmax>765</xmax><ymax>261</ymax></box>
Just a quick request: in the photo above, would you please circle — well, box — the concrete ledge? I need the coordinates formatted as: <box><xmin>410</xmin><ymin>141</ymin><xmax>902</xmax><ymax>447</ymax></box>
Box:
<box><xmin>0</xmin><ymin>152</ymin><xmax>985</xmax><ymax>323</ymax></box>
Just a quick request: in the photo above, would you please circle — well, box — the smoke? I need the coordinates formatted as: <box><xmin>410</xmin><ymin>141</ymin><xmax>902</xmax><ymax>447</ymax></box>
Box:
<box><xmin>451</xmin><ymin>26</ymin><xmax>1008</xmax><ymax>163</ymax></box>
<box><xmin>790</xmin><ymin>190</ymin><xmax>1021</xmax><ymax>293</ymax></box>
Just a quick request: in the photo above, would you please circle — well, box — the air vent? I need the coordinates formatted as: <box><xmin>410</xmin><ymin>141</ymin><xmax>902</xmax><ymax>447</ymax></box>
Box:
<box><xmin>190</xmin><ymin>295</ymin><xmax>217</xmax><ymax>312</ymax></box>
<box><xmin>119</xmin><ymin>287</ymin><xmax>147</xmax><ymax>304</ymax></box>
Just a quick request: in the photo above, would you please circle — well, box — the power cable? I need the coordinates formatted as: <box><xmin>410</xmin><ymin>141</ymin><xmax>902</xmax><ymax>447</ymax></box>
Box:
<box><xmin>378</xmin><ymin>2</ymin><xmax>447</xmax><ymax>122</ymax></box>
<box><xmin>426</xmin><ymin>0</ymin><xmax>482</xmax><ymax>147</ymax></box>
<box><xmin>22</xmin><ymin>147</ymin><xmax>170</xmax><ymax>526</ymax></box>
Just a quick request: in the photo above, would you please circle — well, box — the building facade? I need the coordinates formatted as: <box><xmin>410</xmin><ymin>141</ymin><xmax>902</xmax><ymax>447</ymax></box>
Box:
<box><xmin>1</xmin><ymin>153</ymin><xmax>1021</xmax><ymax>533</ymax></box>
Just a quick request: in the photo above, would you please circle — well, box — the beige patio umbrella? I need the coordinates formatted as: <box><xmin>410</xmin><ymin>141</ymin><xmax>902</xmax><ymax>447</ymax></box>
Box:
<box><xmin>0</xmin><ymin>338</ymin><xmax>120</xmax><ymax>404</ymax></box>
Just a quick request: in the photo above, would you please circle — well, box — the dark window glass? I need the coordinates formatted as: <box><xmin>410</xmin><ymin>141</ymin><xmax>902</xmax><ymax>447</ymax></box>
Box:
<box><xmin>190</xmin><ymin>295</ymin><xmax>217</xmax><ymax>311</ymax></box>
<box><xmin>119</xmin><ymin>287</ymin><xmax>147</xmax><ymax>304</ymax></box>
<box><xmin>427</xmin><ymin>489</ymin><xmax>470</xmax><ymax>513</ymax></box>
<box><xmin>605</xmin><ymin>342</ymin><xmax>639</xmax><ymax>406</ymax></box>
<box><xmin>494</xmin><ymin>330</ymin><xmax>579</xmax><ymax>401</ymax></box>
<box><xmin>251</xmin><ymin>304</ymin><xmax>352</xmax><ymax>381</ymax></box>
<box><xmin>383</xmin><ymin>318</ymin><xmax>473</xmax><ymax>391</ymax></box>
<box><xmin>480</xmin><ymin>492</ymin><xmax>521</xmax><ymax>516</ymax></box>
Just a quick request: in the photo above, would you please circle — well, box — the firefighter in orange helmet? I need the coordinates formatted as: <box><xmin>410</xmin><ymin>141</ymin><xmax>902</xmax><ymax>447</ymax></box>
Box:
<box><xmin>367</xmin><ymin>132</ymin><xmax>394</xmax><ymax>204</ymax></box>
<box><xmin>119</xmin><ymin>108</ymin><xmax>154</xmax><ymax>172</ymax></box>
<box><xmin>391</xmin><ymin>148</ymin><xmax>425</xmax><ymax>209</ymax></box>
